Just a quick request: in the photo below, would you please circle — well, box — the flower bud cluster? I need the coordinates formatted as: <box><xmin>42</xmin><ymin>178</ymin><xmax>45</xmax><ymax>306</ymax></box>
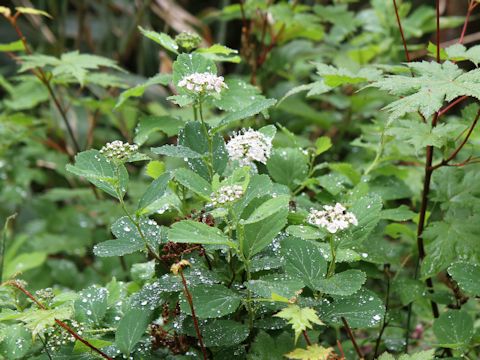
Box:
<box><xmin>100</xmin><ymin>141</ymin><xmax>138</xmax><ymax>162</ymax></box>
<box><xmin>307</xmin><ymin>203</ymin><xmax>358</xmax><ymax>234</ymax></box>
<box><xmin>175</xmin><ymin>31</ymin><xmax>202</xmax><ymax>52</ymax></box>
<box><xmin>45</xmin><ymin>320</ymin><xmax>85</xmax><ymax>352</ymax></box>
<box><xmin>226</xmin><ymin>129</ymin><xmax>272</xmax><ymax>166</ymax></box>
<box><xmin>177</xmin><ymin>72</ymin><xmax>227</xmax><ymax>94</ymax></box>
<box><xmin>210</xmin><ymin>185</ymin><xmax>244</xmax><ymax>206</ymax></box>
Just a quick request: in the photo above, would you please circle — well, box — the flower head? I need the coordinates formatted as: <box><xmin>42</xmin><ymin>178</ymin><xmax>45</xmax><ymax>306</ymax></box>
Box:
<box><xmin>177</xmin><ymin>72</ymin><xmax>227</xmax><ymax>95</ymax></box>
<box><xmin>175</xmin><ymin>31</ymin><xmax>202</xmax><ymax>52</ymax></box>
<box><xmin>307</xmin><ymin>203</ymin><xmax>358</xmax><ymax>234</ymax></box>
<box><xmin>226</xmin><ymin>128</ymin><xmax>272</xmax><ymax>166</ymax></box>
<box><xmin>99</xmin><ymin>141</ymin><xmax>138</xmax><ymax>162</ymax></box>
<box><xmin>210</xmin><ymin>185</ymin><xmax>244</xmax><ymax>206</ymax></box>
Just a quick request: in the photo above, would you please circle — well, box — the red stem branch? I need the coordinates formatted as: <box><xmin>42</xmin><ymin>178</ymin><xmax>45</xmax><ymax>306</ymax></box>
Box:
<box><xmin>393</xmin><ymin>0</ymin><xmax>411</xmax><ymax>61</ymax></box>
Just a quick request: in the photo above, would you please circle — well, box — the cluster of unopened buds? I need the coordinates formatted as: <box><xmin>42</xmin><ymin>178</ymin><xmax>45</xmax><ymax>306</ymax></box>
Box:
<box><xmin>99</xmin><ymin>141</ymin><xmax>138</xmax><ymax>162</ymax></box>
<box><xmin>174</xmin><ymin>31</ymin><xmax>202</xmax><ymax>52</ymax></box>
<box><xmin>177</xmin><ymin>72</ymin><xmax>227</xmax><ymax>95</ymax></box>
<box><xmin>307</xmin><ymin>203</ymin><xmax>358</xmax><ymax>234</ymax></box>
<box><xmin>45</xmin><ymin>320</ymin><xmax>85</xmax><ymax>352</ymax></box>
<box><xmin>210</xmin><ymin>185</ymin><xmax>244</xmax><ymax>206</ymax></box>
<box><xmin>226</xmin><ymin>129</ymin><xmax>272</xmax><ymax>166</ymax></box>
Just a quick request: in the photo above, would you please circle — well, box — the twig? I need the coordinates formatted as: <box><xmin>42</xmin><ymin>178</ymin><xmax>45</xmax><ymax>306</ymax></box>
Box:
<box><xmin>438</xmin><ymin>96</ymin><xmax>468</xmax><ymax>117</ymax></box>
<box><xmin>393</xmin><ymin>0</ymin><xmax>410</xmax><ymax>61</ymax></box>
<box><xmin>5</xmin><ymin>281</ymin><xmax>113</xmax><ymax>360</ymax></box>
<box><xmin>302</xmin><ymin>330</ymin><xmax>312</xmax><ymax>346</ymax></box>
<box><xmin>179</xmin><ymin>269</ymin><xmax>208</xmax><ymax>360</ymax></box>
<box><xmin>460</xmin><ymin>1</ymin><xmax>479</xmax><ymax>44</ymax></box>
<box><xmin>341</xmin><ymin>317</ymin><xmax>363</xmax><ymax>359</ymax></box>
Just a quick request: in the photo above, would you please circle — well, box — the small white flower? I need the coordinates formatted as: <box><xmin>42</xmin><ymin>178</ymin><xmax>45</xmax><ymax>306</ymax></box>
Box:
<box><xmin>307</xmin><ymin>203</ymin><xmax>358</xmax><ymax>234</ymax></box>
<box><xmin>100</xmin><ymin>140</ymin><xmax>138</xmax><ymax>162</ymax></box>
<box><xmin>210</xmin><ymin>185</ymin><xmax>244</xmax><ymax>206</ymax></box>
<box><xmin>177</xmin><ymin>72</ymin><xmax>227</xmax><ymax>95</ymax></box>
<box><xmin>226</xmin><ymin>128</ymin><xmax>272</xmax><ymax>166</ymax></box>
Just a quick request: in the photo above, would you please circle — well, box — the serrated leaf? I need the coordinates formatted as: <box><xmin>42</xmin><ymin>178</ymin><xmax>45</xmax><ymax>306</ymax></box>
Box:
<box><xmin>244</xmin><ymin>195</ymin><xmax>290</xmax><ymax>224</ymax></box>
<box><xmin>379</xmin><ymin>350</ymin><xmax>435</xmax><ymax>360</ymax></box>
<box><xmin>116</xmin><ymin>73</ymin><xmax>172</xmax><ymax>108</ymax></box>
<box><xmin>74</xmin><ymin>286</ymin><xmax>108</xmax><ymax>325</ymax></box>
<box><xmin>152</xmin><ymin>144</ymin><xmax>204</xmax><ymax>158</ymax></box>
<box><xmin>200</xmin><ymin>320</ymin><xmax>249</xmax><ymax>347</ymax></box>
<box><xmin>138</xmin><ymin>27</ymin><xmax>179</xmax><ymax>54</ymax></box>
<box><xmin>115</xmin><ymin>308</ymin><xmax>150</xmax><ymax>355</ymax></box>
<box><xmin>267</xmin><ymin>148</ymin><xmax>309</xmax><ymax>189</ymax></box>
<box><xmin>196</xmin><ymin>44</ymin><xmax>241</xmax><ymax>63</ymax></box>
<box><xmin>211</xmin><ymin>78</ymin><xmax>265</xmax><ymax>112</ymax></box>
<box><xmin>18</xmin><ymin>306</ymin><xmax>72</xmax><ymax>336</ymax></box>
<box><xmin>134</xmin><ymin>115</ymin><xmax>184</xmax><ymax>145</ymax></box>
<box><xmin>174</xmin><ymin>167</ymin><xmax>212</xmax><ymax>199</ymax></box>
<box><xmin>286</xmin><ymin>344</ymin><xmax>333</xmax><ymax>360</ymax></box>
<box><xmin>281</xmin><ymin>237</ymin><xmax>328</xmax><ymax>290</ymax></box>
<box><xmin>0</xmin><ymin>324</ymin><xmax>31</xmax><ymax>359</ymax></box>
<box><xmin>433</xmin><ymin>310</ymin><xmax>474</xmax><ymax>348</ymax></box>
<box><xmin>168</xmin><ymin>220</ymin><xmax>237</xmax><ymax>248</ymax></box>
<box><xmin>137</xmin><ymin>172</ymin><xmax>172</xmax><ymax>214</ymax></box>
<box><xmin>448</xmin><ymin>262</ymin><xmax>480</xmax><ymax>296</ymax></box>
<box><xmin>275</xmin><ymin>304</ymin><xmax>323</xmax><ymax>343</ymax></box>
<box><xmin>179</xmin><ymin>284</ymin><xmax>241</xmax><ymax>318</ymax></box>
<box><xmin>216</xmin><ymin>98</ymin><xmax>277</xmax><ymax>129</ymax></box>
<box><xmin>313</xmin><ymin>270</ymin><xmax>366</xmax><ymax>296</ymax></box>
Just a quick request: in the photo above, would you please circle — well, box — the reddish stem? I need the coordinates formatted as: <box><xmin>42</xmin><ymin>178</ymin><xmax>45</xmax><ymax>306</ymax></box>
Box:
<box><xmin>302</xmin><ymin>330</ymin><xmax>312</xmax><ymax>346</ymax></box>
<box><xmin>436</xmin><ymin>0</ymin><xmax>441</xmax><ymax>63</ymax></box>
<box><xmin>438</xmin><ymin>96</ymin><xmax>468</xmax><ymax>117</ymax></box>
<box><xmin>6</xmin><ymin>281</ymin><xmax>112</xmax><ymax>360</ymax></box>
<box><xmin>179</xmin><ymin>270</ymin><xmax>208</xmax><ymax>360</ymax></box>
<box><xmin>341</xmin><ymin>317</ymin><xmax>363</xmax><ymax>359</ymax></box>
<box><xmin>459</xmin><ymin>2</ymin><xmax>478</xmax><ymax>44</ymax></box>
<box><xmin>393</xmin><ymin>0</ymin><xmax>411</xmax><ymax>62</ymax></box>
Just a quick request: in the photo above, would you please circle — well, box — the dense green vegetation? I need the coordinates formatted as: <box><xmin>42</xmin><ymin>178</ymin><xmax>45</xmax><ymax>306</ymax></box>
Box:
<box><xmin>0</xmin><ymin>1</ymin><xmax>479</xmax><ymax>359</ymax></box>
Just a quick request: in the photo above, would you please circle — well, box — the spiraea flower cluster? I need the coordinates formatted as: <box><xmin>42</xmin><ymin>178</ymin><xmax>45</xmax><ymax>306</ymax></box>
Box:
<box><xmin>175</xmin><ymin>31</ymin><xmax>202</xmax><ymax>52</ymax></box>
<box><xmin>226</xmin><ymin>129</ymin><xmax>272</xmax><ymax>166</ymax></box>
<box><xmin>307</xmin><ymin>203</ymin><xmax>358</xmax><ymax>234</ymax></box>
<box><xmin>210</xmin><ymin>185</ymin><xmax>244</xmax><ymax>206</ymax></box>
<box><xmin>177</xmin><ymin>72</ymin><xmax>227</xmax><ymax>94</ymax></box>
<box><xmin>100</xmin><ymin>141</ymin><xmax>138</xmax><ymax>162</ymax></box>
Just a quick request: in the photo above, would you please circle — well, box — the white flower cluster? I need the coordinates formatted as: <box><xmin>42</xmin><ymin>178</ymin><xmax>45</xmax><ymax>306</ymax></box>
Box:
<box><xmin>100</xmin><ymin>140</ymin><xmax>138</xmax><ymax>162</ymax></box>
<box><xmin>177</xmin><ymin>72</ymin><xmax>227</xmax><ymax>94</ymax></box>
<box><xmin>307</xmin><ymin>203</ymin><xmax>358</xmax><ymax>234</ymax></box>
<box><xmin>226</xmin><ymin>129</ymin><xmax>272</xmax><ymax>166</ymax></box>
<box><xmin>210</xmin><ymin>185</ymin><xmax>244</xmax><ymax>206</ymax></box>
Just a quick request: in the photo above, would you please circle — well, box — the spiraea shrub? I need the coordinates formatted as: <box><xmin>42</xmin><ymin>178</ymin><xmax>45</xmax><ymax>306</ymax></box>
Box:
<box><xmin>0</xmin><ymin>1</ymin><xmax>479</xmax><ymax>359</ymax></box>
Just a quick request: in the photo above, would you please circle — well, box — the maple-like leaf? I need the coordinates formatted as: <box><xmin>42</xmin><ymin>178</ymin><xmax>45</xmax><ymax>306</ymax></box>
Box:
<box><xmin>274</xmin><ymin>304</ymin><xmax>324</xmax><ymax>343</ymax></box>
<box><xmin>370</xmin><ymin>61</ymin><xmax>480</xmax><ymax>121</ymax></box>
<box><xmin>285</xmin><ymin>344</ymin><xmax>334</xmax><ymax>360</ymax></box>
<box><xmin>18</xmin><ymin>306</ymin><xmax>72</xmax><ymax>336</ymax></box>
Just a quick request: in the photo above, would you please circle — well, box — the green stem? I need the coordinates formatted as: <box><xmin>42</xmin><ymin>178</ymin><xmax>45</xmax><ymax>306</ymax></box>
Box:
<box><xmin>326</xmin><ymin>235</ymin><xmax>336</xmax><ymax>278</ymax></box>
<box><xmin>198</xmin><ymin>99</ymin><xmax>214</xmax><ymax>179</ymax></box>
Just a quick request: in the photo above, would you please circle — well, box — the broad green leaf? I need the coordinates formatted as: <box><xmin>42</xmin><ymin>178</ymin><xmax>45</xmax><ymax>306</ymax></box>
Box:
<box><xmin>174</xmin><ymin>167</ymin><xmax>212</xmax><ymax>199</ymax></box>
<box><xmin>115</xmin><ymin>308</ymin><xmax>150</xmax><ymax>356</ymax></box>
<box><xmin>116</xmin><ymin>73</ymin><xmax>172</xmax><ymax>108</ymax></box>
<box><xmin>315</xmin><ymin>136</ymin><xmax>332</xmax><ymax>155</ymax></box>
<box><xmin>138</xmin><ymin>26</ymin><xmax>179</xmax><ymax>54</ymax></box>
<box><xmin>0</xmin><ymin>40</ymin><xmax>25</xmax><ymax>52</ymax></box>
<box><xmin>196</xmin><ymin>44</ymin><xmax>241</xmax><ymax>63</ymax></box>
<box><xmin>286</xmin><ymin>225</ymin><xmax>326</xmax><ymax>240</ymax></box>
<box><xmin>313</xmin><ymin>270</ymin><xmax>366</xmax><ymax>296</ymax></box>
<box><xmin>152</xmin><ymin>144</ymin><xmax>203</xmax><ymax>158</ymax></box>
<box><xmin>281</xmin><ymin>237</ymin><xmax>327</xmax><ymax>290</ymax></box>
<box><xmin>211</xmin><ymin>78</ymin><xmax>265</xmax><ymax>112</ymax></box>
<box><xmin>216</xmin><ymin>98</ymin><xmax>277</xmax><ymax>128</ymax></box>
<box><xmin>200</xmin><ymin>320</ymin><xmax>249</xmax><ymax>347</ymax></box>
<box><xmin>0</xmin><ymin>324</ymin><xmax>31</xmax><ymax>359</ymax></box>
<box><xmin>4</xmin><ymin>251</ymin><xmax>46</xmax><ymax>278</ymax></box>
<box><xmin>381</xmin><ymin>205</ymin><xmax>416</xmax><ymax>221</ymax></box>
<box><xmin>448</xmin><ymin>262</ymin><xmax>480</xmax><ymax>296</ymax></box>
<box><xmin>93</xmin><ymin>238</ymin><xmax>144</xmax><ymax>257</ymax></box>
<box><xmin>145</xmin><ymin>160</ymin><xmax>165</xmax><ymax>179</ymax></box>
<box><xmin>66</xmin><ymin>150</ymin><xmax>128</xmax><ymax>199</ymax></box>
<box><xmin>246</xmin><ymin>276</ymin><xmax>304</xmax><ymax>300</ymax></box>
<box><xmin>249</xmin><ymin>331</ymin><xmax>295</xmax><ymax>360</ymax></box>
<box><xmin>180</xmin><ymin>284</ymin><xmax>241</xmax><ymax>318</ymax></box>
<box><xmin>244</xmin><ymin>195</ymin><xmax>290</xmax><ymax>224</ymax></box>
<box><xmin>318</xmin><ymin>288</ymin><xmax>384</xmax><ymax>328</ymax></box>
<box><xmin>275</xmin><ymin>304</ymin><xmax>323</xmax><ymax>343</ymax></box>
<box><xmin>168</xmin><ymin>220</ymin><xmax>236</xmax><ymax>248</ymax></box>
<box><xmin>15</xmin><ymin>6</ymin><xmax>52</xmax><ymax>18</ymax></box>
<box><xmin>137</xmin><ymin>172</ymin><xmax>173</xmax><ymax>214</ymax></box>
<box><xmin>267</xmin><ymin>148</ymin><xmax>309</xmax><ymax>189</ymax></box>
<box><xmin>379</xmin><ymin>350</ymin><xmax>435</xmax><ymax>360</ymax></box>
<box><xmin>74</xmin><ymin>286</ymin><xmax>108</xmax><ymax>325</ymax></box>
<box><xmin>134</xmin><ymin>115</ymin><xmax>184</xmax><ymax>145</ymax></box>
<box><xmin>433</xmin><ymin>310</ymin><xmax>474</xmax><ymax>348</ymax></box>
<box><xmin>286</xmin><ymin>345</ymin><xmax>333</xmax><ymax>360</ymax></box>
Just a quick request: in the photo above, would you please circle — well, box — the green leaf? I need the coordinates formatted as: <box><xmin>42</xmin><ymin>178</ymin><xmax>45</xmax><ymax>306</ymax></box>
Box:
<box><xmin>370</xmin><ymin>61</ymin><xmax>480</xmax><ymax>121</ymax></box>
<box><xmin>152</xmin><ymin>144</ymin><xmax>203</xmax><ymax>158</ymax></box>
<box><xmin>174</xmin><ymin>168</ymin><xmax>212</xmax><ymax>199</ymax></box>
<box><xmin>267</xmin><ymin>148</ymin><xmax>309</xmax><ymax>189</ymax></box>
<box><xmin>313</xmin><ymin>270</ymin><xmax>366</xmax><ymax>296</ymax></box>
<box><xmin>240</xmin><ymin>199</ymin><xmax>289</xmax><ymax>258</ymax></box>
<box><xmin>286</xmin><ymin>225</ymin><xmax>326</xmax><ymax>240</ymax></box>
<box><xmin>200</xmin><ymin>320</ymin><xmax>249</xmax><ymax>347</ymax></box>
<box><xmin>168</xmin><ymin>220</ymin><xmax>237</xmax><ymax>248</ymax></box>
<box><xmin>15</xmin><ymin>6</ymin><xmax>52</xmax><ymax>18</ymax></box>
<box><xmin>138</xmin><ymin>26</ymin><xmax>179</xmax><ymax>54</ymax></box>
<box><xmin>134</xmin><ymin>115</ymin><xmax>184</xmax><ymax>145</ymax></box>
<box><xmin>250</xmin><ymin>331</ymin><xmax>295</xmax><ymax>360</ymax></box>
<box><xmin>74</xmin><ymin>286</ymin><xmax>108</xmax><ymax>325</ymax></box>
<box><xmin>216</xmin><ymin>98</ymin><xmax>277</xmax><ymax>129</ymax></box>
<box><xmin>115</xmin><ymin>308</ymin><xmax>150</xmax><ymax>356</ymax></box>
<box><xmin>116</xmin><ymin>73</ymin><xmax>172</xmax><ymax>108</ymax></box>
<box><xmin>4</xmin><ymin>251</ymin><xmax>46</xmax><ymax>278</ymax></box>
<box><xmin>0</xmin><ymin>40</ymin><xmax>25</xmax><ymax>52</ymax></box>
<box><xmin>315</xmin><ymin>136</ymin><xmax>332</xmax><ymax>156</ymax></box>
<box><xmin>381</xmin><ymin>205</ymin><xmax>416</xmax><ymax>221</ymax></box>
<box><xmin>137</xmin><ymin>172</ymin><xmax>172</xmax><ymax>214</ymax></box>
<box><xmin>246</xmin><ymin>277</ymin><xmax>304</xmax><ymax>300</ymax></box>
<box><xmin>318</xmin><ymin>288</ymin><xmax>384</xmax><ymax>328</ymax></box>
<box><xmin>211</xmin><ymin>78</ymin><xmax>265</xmax><ymax>112</ymax></box>
<box><xmin>379</xmin><ymin>350</ymin><xmax>435</xmax><ymax>360</ymax></box>
<box><xmin>448</xmin><ymin>262</ymin><xmax>480</xmax><ymax>296</ymax></box>
<box><xmin>196</xmin><ymin>44</ymin><xmax>241</xmax><ymax>63</ymax></box>
<box><xmin>18</xmin><ymin>306</ymin><xmax>72</xmax><ymax>336</ymax></box>
<box><xmin>286</xmin><ymin>345</ymin><xmax>333</xmax><ymax>360</ymax></box>
<box><xmin>66</xmin><ymin>150</ymin><xmax>128</xmax><ymax>199</ymax></box>
<box><xmin>244</xmin><ymin>195</ymin><xmax>290</xmax><ymax>224</ymax></box>
<box><xmin>281</xmin><ymin>237</ymin><xmax>328</xmax><ymax>290</ymax></box>
<box><xmin>0</xmin><ymin>324</ymin><xmax>31</xmax><ymax>359</ymax></box>
<box><xmin>433</xmin><ymin>310</ymin><xmax>474</xmax><ymax>348</ymax></box>
<box><xmin>275</xmin><ymin>304</ymin><xmax>323</xmax><ymax>343</ymax></box>
<box><xmin>179</xmin><ymin>284</ymin><xmax>241</xmax><ymax>318</ymax></box>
